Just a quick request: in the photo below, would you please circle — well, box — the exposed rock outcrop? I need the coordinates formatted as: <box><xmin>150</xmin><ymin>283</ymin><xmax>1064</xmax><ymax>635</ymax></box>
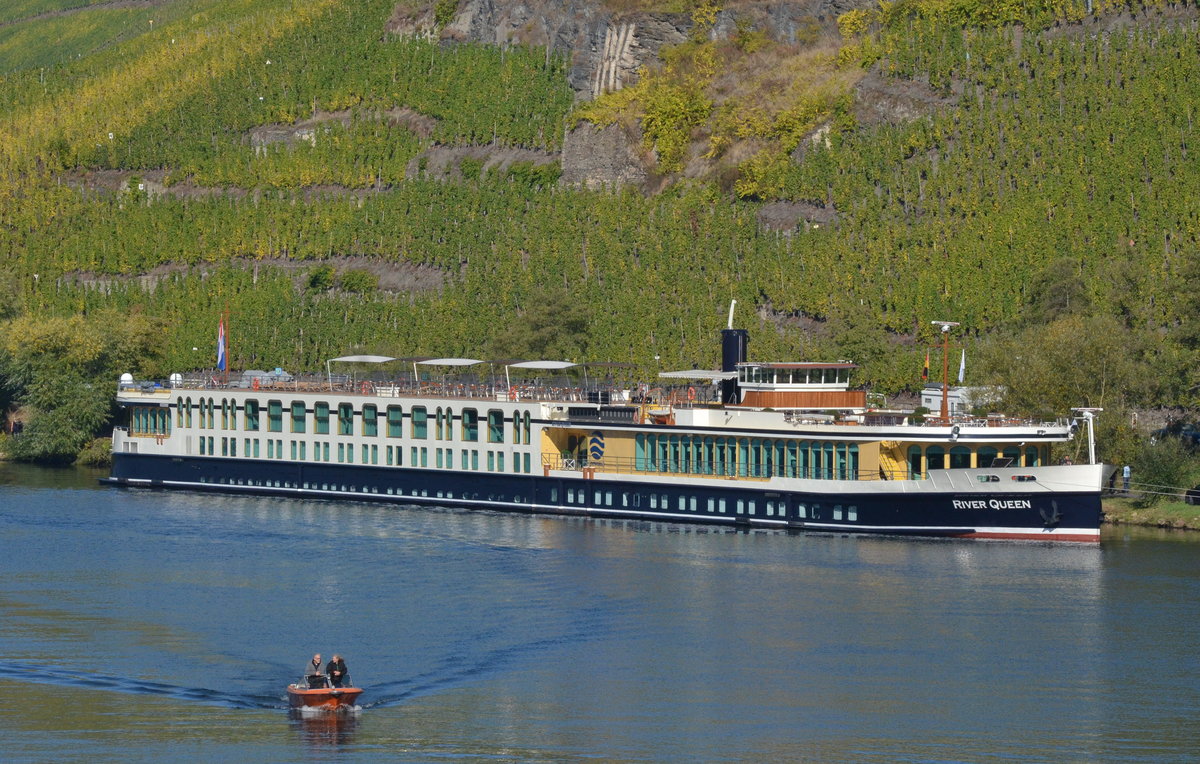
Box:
<box><xmin>560</xmin><ymin>122</ymin><xmax>647</xmax><ymax>190</ymax></box>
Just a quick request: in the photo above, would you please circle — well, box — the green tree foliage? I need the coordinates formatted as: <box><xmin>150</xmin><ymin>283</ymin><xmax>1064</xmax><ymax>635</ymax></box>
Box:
<box><xmin>1</xmin><ymin>312</ymin><xmax>162</xmax><ymax>462</ymax></box>
<box><xmin>1130</xmin><ymin>437</ymin><xmax>1193</xmax><ymax>507</ymax></box>
<box><xmin>977</xmin><ymin>315</ymin><xmax>1146</xmax><ymax>419</ymax></box>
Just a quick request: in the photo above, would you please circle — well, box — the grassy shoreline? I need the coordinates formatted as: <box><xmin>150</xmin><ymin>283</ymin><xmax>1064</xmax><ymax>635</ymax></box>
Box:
<box><xmin>1103</xmin><ymin>497</ymin><xmax>1200</xmax><ymax>531</ymax></box>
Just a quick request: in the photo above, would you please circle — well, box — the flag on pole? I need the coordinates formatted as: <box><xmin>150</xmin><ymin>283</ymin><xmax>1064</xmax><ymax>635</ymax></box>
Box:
<box><xmin>957</xmin><ymin>348</ymin><xmax>966</xmax><ymax>384</ymax></box>
<box><xmin>922</xmin><ymin>349</ymin><xmax>929</xmax><ymax>382</ymax></box>
<box><xmin>217</xmin><ymin>318</ymin><xmax>227</xmax><ymax>372</ymax></box>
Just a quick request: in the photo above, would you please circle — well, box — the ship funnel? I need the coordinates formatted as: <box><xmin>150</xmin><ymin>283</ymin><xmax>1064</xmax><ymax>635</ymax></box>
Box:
<box><xmin>720</xmin><ymin>327</ymin><xmax>747</xmax><ymax>404</ymax></box>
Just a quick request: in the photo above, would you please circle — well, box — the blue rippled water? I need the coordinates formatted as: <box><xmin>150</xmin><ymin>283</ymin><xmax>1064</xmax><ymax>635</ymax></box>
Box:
<box><xmin>1</xmin><ymin>463</ymin><xmax>1198</xmax><ymax>762</ymax></box>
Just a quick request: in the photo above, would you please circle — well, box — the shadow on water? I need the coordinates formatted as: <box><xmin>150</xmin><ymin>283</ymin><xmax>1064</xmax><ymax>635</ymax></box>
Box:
<box><xmin>0</xmin><ymin>462</ymin><xmax>108</xmax><ymax>490</ymax></box>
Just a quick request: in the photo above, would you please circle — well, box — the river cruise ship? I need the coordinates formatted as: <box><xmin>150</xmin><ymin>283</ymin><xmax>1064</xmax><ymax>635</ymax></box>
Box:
<box><xmin>104</xmin><ymin>327</ymin><xmax>1105</xmax><ymax>542</ymax></box>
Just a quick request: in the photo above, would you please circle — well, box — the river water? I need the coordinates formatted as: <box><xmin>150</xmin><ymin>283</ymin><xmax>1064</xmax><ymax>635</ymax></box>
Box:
<box><xmin>1</xmin><ymin>463</ymin><xmax>1197</xmax><ymax>762</ymax></box>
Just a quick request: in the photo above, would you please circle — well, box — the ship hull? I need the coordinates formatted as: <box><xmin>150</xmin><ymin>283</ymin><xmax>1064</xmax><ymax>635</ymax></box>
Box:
<box><xmin>105</xmin><ymin>453</ymin><xmax>1102</xmax><ymax>542</ymax></box>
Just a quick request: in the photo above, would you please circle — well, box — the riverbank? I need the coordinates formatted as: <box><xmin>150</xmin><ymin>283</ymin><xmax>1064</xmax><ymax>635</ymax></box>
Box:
<box><xmin>1103</xmin><ymin>496</ymin><xmax>1200</xmax><ymax>531</ymax></box>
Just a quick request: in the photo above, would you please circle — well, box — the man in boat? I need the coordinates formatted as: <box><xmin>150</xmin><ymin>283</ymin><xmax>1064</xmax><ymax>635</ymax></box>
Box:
<box><xmin>326</xmin><ymin>654</ymin><xmax>349</xmax><ymax>688</ymax></box>
<box><xmin>305</xmin><ymin>653</ymin><xmax>327</xmax><ymax>688</ymax></box>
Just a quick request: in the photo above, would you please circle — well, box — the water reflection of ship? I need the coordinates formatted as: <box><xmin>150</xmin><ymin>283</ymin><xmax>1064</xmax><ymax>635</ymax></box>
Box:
<box><xmin>288</xmin><ymin>707</ymin><xmax>359</xmax><ymax>749</ymax></box>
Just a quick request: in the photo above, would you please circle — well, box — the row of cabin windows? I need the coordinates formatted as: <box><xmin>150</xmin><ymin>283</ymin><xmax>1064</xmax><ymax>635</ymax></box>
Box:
<box><xmin>634</xmin><ymin>435</ymin><xmax>859</xmax><ymax>480</ymax></box>
<box><xmin>198</xmin><ymin>437</ymin><xmax>536</xmax><ymax>474</ymax></box>
<box><xmin>554</xmin><ymin>486</ymin><xmax>856</xmax><ymax>521</ymax></box>
<box><xmin>739</xmin><ymin>366</ymin><xmax>848</xmax><ymax>385</ymax></box>
<box><xmin>131</xmin><ymin>407</ymin><xmax>172</xmax><ymax>436</ymax></box>
<box><xmin>907</xmin><ymin>444</ymin><xmax>1043</xmax><ymax>478</ymax></box>
<box><xmin>174</xmin><ymin>398</ymin><xmax>533</xmax><ymax>444</ymax></box>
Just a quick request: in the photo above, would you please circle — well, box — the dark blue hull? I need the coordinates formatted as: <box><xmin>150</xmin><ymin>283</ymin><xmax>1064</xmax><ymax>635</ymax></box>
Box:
<box><xmin>105</xmin><ymin>453</ymin><xmax>1102</xmax><ymax>541</ymax></box>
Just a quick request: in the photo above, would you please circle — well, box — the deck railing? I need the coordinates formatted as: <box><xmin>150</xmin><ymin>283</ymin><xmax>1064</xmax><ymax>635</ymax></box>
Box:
<box><xmin>542</xmin><ymin>454</ymin><xmax>926</xmax><ymax>482</ymax></box>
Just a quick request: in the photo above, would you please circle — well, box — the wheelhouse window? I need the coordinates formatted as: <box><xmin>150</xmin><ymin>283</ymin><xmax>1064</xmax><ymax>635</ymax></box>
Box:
<box><xmin>387</xmin><ymin>406</ymin><xmax>403</xmax><ymax>437</ymax></box>
<box><xmin>315</xmin><ymin>402</ymin><xmax>330</xmax><ymax>434</ymax></box>
<box><xmin>461</xmin><ymin>409</ymin><xmax>478</xmax><ymax>441</ymax></box>
<box><xmin>412</xmin><ymin>407</ymin><xmax>427</xmax><ymax>439</ymax></box>
<box><xmin>268</xmin><ymin>400</ymin><xmax>283</xmax><ymax>433</ymax></box>
<box><xmin>362</xmin><ymin>404</ymin><xmax>378</xmax><ymax>437</ymax></box>
<box><xmin>487</xmin><ymin>410</ymin><xmax>504</xmax><ymax>443</ymax></box>
<box><xmin>291</xmin><ymin>401</ymin><xmax>306</xmax><ymax>433</ymax></box>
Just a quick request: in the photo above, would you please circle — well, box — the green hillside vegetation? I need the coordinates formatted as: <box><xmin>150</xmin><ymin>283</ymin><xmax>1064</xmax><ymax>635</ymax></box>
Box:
<box><xmin>1</xmin><ymin>0</ymin><xmax>1199</xmax><ymax>468</ymax></box>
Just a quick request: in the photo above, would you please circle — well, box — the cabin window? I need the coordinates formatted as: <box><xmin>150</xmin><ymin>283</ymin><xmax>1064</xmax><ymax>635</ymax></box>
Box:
<box><xmin>338</xmin><ymin>403</ymin><xmax>353</xmax><ymax>435</ymax></box>
<box><xmin>497</xmin><ymin>453</ymin><xmax>504</xmax><ymax>472</ymax></box>
<box><xmin>412</xmin><ymin>407</ymin><xmax>427</xmax><ymax>439</ymax></box>
<box><xmin>241</xmin><ymin>400</ymin><xmax>257</xmax><ymax>431</ymax></box>
<box><xmin>221</xmin><ymin>399</ymin><xmax>228</xmax><ymax>430</ymax></box>
<box><xmin>461</xmin><ymin>409</ymin><xmax>479</xmax><ymax>441</ymax></box>
<box><xmin>1025</xmin><ymin>446</ymin><xmax>1040</xmax><ymax>467</ymax></box>
<box><xmin>488</xmin><ymin>410</ymin><xmax>504</xmax><ymax>443</ymax></box>
<box><xmin>268</xmin><ymin>400</ymin><xmax>283</xmax><ymax>432</ymax></box>
<box><xmin>314</xmin><ymin>402</ymin><xmax>330</xmax><ymax>434</ymax></box>
<box><xmin>291</xmin><ymin>401</ymin><xmax>306</xmax><ymax>433</ymax></box>
<box><xmin>978</xmin><ymin>447</ymin><xmax>999</xmax><ymax>468</ymax></box>
<box><xmin>435</xmin><ymin>408</ymin><xmax>445</xmax><ymax>440</ymax></box>
<box><xmin>387</xmin><ymin>406</ymin><xmax>403</xmax><ymax>437</ymax></box>
<box><xmin>362</xmin><ymin>404</ymin><xmax>378</xmax><ymax>437</ymax></box>
<box><xmin>950</xmin><ymin>446</ymin><xmax>971</xmax><ymax>469</ymax></box>
<box><xmin>926</xmin><ymin>446</ymin><xmax>946</xmax><ymax>470</ymax></box>
<box><xmin>908</xmin><ymin>446</ymin><xmax>923</xmax><ymax>479</ymax></box>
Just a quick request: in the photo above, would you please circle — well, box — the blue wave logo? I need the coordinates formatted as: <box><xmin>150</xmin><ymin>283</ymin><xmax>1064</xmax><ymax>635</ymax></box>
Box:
<box><xmin>588</xmin><ymin>431</ymin><xmax>605</xmax><ymax>461</ymax></box>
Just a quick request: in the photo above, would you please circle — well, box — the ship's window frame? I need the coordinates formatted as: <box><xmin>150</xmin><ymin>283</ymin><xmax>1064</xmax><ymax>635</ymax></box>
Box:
<box><xmin>314</xmin><ymin>402</ymin><xmax>330</xmax><ymax>435</ymax></box>
<box><xmin>950</xmin><ymin>445</ymin><xmax>971</xmax><ymax>469</ymax></box>
<box><xmin>487</xmin><ymin>410</ymin><xmax>504</xmax><ymax>443</ymax></box>
<box><xmin>522</xmin><ymin>412</ymin><xmax>531</xmax><ymax>444</ymax></box>
<box><xmin>362</xmin><ymin>404</ymin><xmax>378</xmax><ymax>437</ymax></box>
<box><xmin>926</xmin><ymin>445</ymin><xmax>946</xmax><ymax>470</ymax></box>
<box><xmin>978</xmin><ymin>446</ymin><xmax>999</xmax><ymax>468</ymax></box>
<box><xmin>291</xmin><ymin>401</ymin><xmax>306</xmax><ymax>433</ymax></box>
<box><xmin>243</xmin><ymin>399</ymin><xmax>258</xmax><ymax>431</ymax></box>
<box><xmin>411</xmin><ymin>406</ymin><xmax>427</xmax><ymax>439</ymax></box>
<box><xmin>387</xmin><ymin>406</ymin><xmax>403</xmax><ymax>437</ymax></box>
<box><xmin>267</xmin><ymin>400</ymin><xmax>283</xmax><ymax>433</ymax></box>
<box><xmin>461</xmin><ymin>408</ymin><xmax>479</xmax><ymax>442</ymax></box>
<box><xmin>337</xmin><ymin>403</ymin><xmax>354</xmax><ymax>436</ymax></box>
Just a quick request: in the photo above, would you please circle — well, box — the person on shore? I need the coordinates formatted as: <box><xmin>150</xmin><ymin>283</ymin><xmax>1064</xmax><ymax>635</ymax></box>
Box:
<box><xmin>326</xmin><ymin>655</ymin><xmax>349</xmax><ymax>688</ymax></box>
<box><xmin>1123</xmin><ymin>464</ymin><xmax>1131</xmax><ymax>494</ymax></box>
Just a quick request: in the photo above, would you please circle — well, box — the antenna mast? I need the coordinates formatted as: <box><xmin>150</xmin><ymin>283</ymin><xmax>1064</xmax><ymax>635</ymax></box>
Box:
<box><xmin>930</xmin><ymin>321</ymin><xmax>959</xmax><ymax>423</ymax></box>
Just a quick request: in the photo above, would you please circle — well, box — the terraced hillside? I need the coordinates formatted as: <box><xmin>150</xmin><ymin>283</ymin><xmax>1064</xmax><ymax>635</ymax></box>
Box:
<box><xmin>2</xmin><ymin>0</ymin><xmax>1199</xmax><ymax>463</ymax></box>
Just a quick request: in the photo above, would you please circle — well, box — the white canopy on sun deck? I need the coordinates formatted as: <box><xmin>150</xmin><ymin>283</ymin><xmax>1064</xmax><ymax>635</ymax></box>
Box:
<box><xmin>325</xmin><ymin>355</ymin><xmax>399</xmax><ymax>389</ymax></box>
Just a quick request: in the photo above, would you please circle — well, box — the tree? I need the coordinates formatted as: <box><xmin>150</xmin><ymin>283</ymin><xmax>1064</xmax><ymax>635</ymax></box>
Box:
<box><xmin>2</xmin><ymin>312</ymin><xmax>162</xmax><ymax>463</ymax></box>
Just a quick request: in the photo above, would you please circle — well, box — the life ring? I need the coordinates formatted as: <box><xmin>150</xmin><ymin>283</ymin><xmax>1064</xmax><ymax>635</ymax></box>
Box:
<box><xmin>251</xmin><ymin>377</ymin><xmax>260</xmax><ymax>391</ymax></box>
<box><xmin>509</xmin><ymin>386</ymin><xmax>518</xmax><ymax>401</ymax></box>
<box><xmin>687</xmin><ymin>386</ymin><xmax>696</xmax><ymax>401</ymax></box>
<box><xmin>360</xmin><ymin>381</ymin><xmax>372</xmax><ymax>394</ymax></box>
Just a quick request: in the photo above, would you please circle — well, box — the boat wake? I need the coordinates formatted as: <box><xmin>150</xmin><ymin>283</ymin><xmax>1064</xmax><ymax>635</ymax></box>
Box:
<box><xmin>7</xmin><ymin>664</ymin><xmax>286</xmax><ymax>709</ymax></box>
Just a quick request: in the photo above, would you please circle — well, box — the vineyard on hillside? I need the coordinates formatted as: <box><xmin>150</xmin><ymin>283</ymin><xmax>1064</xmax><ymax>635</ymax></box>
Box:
<box><xmin>3</xmin><ymin>0</ymin><xmax>1200</xmax><ymax>463</ymax></box>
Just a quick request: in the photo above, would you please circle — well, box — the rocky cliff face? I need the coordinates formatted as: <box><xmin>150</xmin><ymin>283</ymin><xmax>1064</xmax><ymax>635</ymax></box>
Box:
<box><xmin>390</xmin><ymin>0</ymin><xmax>879</xmax><ymax>190</ymax></box>
<box><xmin>394</xmin><ymin>0</ymin><xmax>870</xmax><ymax>98</ymax></box>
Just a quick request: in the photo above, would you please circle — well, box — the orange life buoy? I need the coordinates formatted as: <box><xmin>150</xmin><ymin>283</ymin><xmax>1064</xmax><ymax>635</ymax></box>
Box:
<box><xmin>509</xmin><ymin>386</ymin><xmax>518</xmax><ymax>401</ymax></box>
<box><xmin>687</xmin><ymin>386</ymin><xmax>696</xmax><ymax>401</ymax></box>
<box><xmin>251</xmin><ymin>377</ymin><xmax>260</xmax><ymax>391</ymax></box>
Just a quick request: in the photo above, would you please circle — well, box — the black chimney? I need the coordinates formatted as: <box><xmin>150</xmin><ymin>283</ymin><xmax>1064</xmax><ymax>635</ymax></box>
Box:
<box><xmin>720</xmin><ymin>328</ymin><xmax>747</xmax><ymax>404</ymax></box>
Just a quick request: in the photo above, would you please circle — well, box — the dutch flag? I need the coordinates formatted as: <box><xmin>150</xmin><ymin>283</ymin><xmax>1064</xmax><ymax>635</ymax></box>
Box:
<box><xmin>216</xmin><ymin>318</ymin><xmax>227</xmax><ymax>372</ymax></box>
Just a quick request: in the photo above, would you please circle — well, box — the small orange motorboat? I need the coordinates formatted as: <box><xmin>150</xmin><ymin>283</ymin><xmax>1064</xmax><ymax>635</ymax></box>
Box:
<box><xmin>287</xmin><ymin>673</ymin><xmax>363</xmax><ymax>711</ymax></box>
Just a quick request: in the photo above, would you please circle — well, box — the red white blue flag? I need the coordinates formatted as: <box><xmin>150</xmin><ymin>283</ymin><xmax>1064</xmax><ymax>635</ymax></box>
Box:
<box><xmin>216</xmin><ymin>318</ymin><xmax>227</xmax><ymax>371</ymax></box>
